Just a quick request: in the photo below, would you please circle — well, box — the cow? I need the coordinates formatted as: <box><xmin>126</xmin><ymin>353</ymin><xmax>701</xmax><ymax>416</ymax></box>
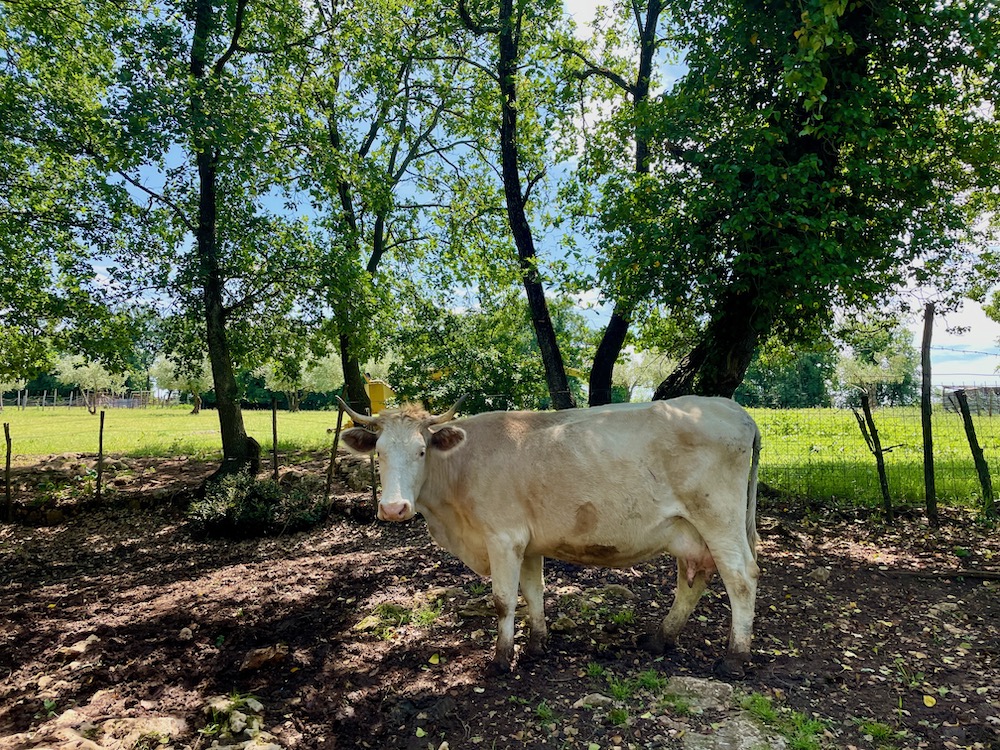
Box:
<box><xmin>338</xmin><ymin>396</ymin><xmax>761</xmax><ymax>677</ymax></box>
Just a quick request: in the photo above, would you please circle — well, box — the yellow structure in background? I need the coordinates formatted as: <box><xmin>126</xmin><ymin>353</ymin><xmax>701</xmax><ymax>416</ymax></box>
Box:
<box><xmin>364</xmin><ymin>377</ymin><xmax>396</xmax><ymax>415</ymax></box>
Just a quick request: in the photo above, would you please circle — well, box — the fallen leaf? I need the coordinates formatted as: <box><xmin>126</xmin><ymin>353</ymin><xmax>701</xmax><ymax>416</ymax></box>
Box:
<box><xmin>923</xmin><ymin>695</ymin><xmax>936</xmax><ymax>707</ymax></box>
<box><xmin>429</xmin><ymin>653</ymin><xmax>440</xmax><ymax>665</ymax></box>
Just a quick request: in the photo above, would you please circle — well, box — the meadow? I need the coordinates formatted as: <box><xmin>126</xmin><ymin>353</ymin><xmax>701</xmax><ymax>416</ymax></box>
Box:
<box><xmin>2</xmin><ymin>403</ymin><xmax>998</xmax><ymax>510</ymax></box>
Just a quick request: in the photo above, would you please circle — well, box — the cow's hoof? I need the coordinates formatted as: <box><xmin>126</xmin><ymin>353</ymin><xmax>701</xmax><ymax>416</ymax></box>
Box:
<box><xmin>486</xmin><ymin>657</ymin><xmax>513</xmax><ymax>676</ymax></box>
<box><xmin>712</xmin><ymin>657</ymin><xmax>747</xmax><ymax>680</ymax></box>
<box><xmin>524</xmin><ymin>638</ymin><xmax>548</xmax><ymax>660</ymax></box>
<box><xmin>637</xmin><ymin>632</ymin><xmax>669</xmax><ymax>654</ymax></box>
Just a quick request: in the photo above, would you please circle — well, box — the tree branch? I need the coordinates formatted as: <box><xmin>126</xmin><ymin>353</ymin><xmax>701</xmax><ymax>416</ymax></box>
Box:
<box><xmin>561</xmin><ymin>47</ymin><xmax>635</xmax><ymax>95</ymax></box>
<box><xmin>458</xmin><ymin>0</ymin><xmax>499</xmax><ymax>35</ymax></box>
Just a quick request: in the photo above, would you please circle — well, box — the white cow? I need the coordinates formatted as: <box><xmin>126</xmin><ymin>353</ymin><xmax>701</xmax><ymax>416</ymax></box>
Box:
<box><xmin>339</xmin><ymin>396</ymin><xmax>761</xmax><ymax>676</ymax></box>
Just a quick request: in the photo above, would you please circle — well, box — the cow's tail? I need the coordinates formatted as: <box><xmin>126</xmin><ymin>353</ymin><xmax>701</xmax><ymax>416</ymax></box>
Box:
<box><xmin>746</xmin><ymin>425</ymin><xmax>761</xmax><ymax>562</ymax></box>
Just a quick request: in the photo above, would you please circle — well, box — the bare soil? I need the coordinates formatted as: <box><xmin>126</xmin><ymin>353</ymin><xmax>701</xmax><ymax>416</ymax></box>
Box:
<box><xmin>1</xmin><ymin>451</ymin><xmax>998</xmax><ymax>750</ymax></box>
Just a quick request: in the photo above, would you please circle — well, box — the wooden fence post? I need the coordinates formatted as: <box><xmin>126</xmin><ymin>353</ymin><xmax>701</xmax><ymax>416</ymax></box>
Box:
<box><xmin>325</xmin><ymin>399</ymin><xmax>346</xmax><ymax>505</ymax></box>
<box><xmin>954</xmin><ymin>389</ymin><xmax>995</xmax><ymax>519</ymax></box>
<box><xmin>920</xmin><ymin>302</ymin><xmax>938</xmax><ymax>527</ymax></box>
<box><xmin>271</xmin><ymin>397</ymin><xmax>279</xmax><ymax>483</ymax></box>
<box><xmin>3</xmin><ymin>422</ymin><xmax>11</xmax><ymax>522</ymax></box>
<box><xmin>96</xmin><ymin>411</ymin><xmax>105</xmax><ymax>504</ymax></box>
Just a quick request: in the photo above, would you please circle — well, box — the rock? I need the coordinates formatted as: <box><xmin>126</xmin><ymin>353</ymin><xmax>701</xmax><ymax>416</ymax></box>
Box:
<box><xmin>806</xmin><ymin>566</ymin><xmax>832</xmax><ymax>583</ymax></box>
<box><xmin>240</xmin><ymin>644</ymin><xmax>288</xmax><ymax>671</ymax></box>
<box><xmin>59</xmin><ymin>634</ymin><xmax>100</xmax><ymax>657</ymax></box>
<box><xmin>179</xmin><ymin>627</ymin><xmax>194</xmax><ymax>641</ymax></box>
<box><xmin>682</xmin><ymin>714</ymin><xmax>787</xmax><ymax>750</ymax></box>
<box><xmin>573</xmin><ymin>693</ymin><xmax>615</xmax><ymax>709</ymax></box>
<box><xmin>551</xmin><ymin>615</ymin><xmax>577</xmax><ymax>632</ymax></box>
<box><xmin>663</xmin><ymin>677</ymin><xmax>734</xmax><ymax>711</ymax></box>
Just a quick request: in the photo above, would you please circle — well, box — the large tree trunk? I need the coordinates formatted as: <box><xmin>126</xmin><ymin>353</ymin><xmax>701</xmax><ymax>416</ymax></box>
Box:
<box><xmin>190</xmin><ymin>0</ymin><xmax>258</xmax><ymax>480</ymax></box>
<box><xmin>496</xmin><ymin>0</ymin><xmax>574</xmax><ymax>409</ymax></box>
<box><xmin>653</xmin><ymin>290</ymin><xmax>768</xmax><ymax>399</ymax></box>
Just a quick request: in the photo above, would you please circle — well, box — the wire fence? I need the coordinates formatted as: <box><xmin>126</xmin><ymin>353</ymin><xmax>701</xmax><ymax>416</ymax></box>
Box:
<box><xmin>753</xmin><ymin>385</ymin><xmax>1000</xmax><ymax>510</ymax></box>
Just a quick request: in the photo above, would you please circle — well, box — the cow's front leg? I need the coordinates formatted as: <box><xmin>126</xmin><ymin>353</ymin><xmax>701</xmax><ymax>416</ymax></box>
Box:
<box><xmin>486</xmin><ymin>541</ymin><xmax>525</xmax><ymax>673</ymax></box>
<box><xmin>519</xmin><ymin>554</ymin><xmax>547</xmax><ymax>658</ymax></box>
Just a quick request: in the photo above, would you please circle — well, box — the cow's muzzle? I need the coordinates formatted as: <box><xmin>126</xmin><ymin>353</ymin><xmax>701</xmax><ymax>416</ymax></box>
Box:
<box><xmin>378</xmin><ymin>500</ymin><xmax>414</xmax><ymax>522</ymax></box>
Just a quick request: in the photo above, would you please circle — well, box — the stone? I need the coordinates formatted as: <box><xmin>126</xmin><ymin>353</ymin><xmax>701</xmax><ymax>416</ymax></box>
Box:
<box><xmin>240</xmin><ymin>644</ymin><xmax>288</xmax><ymax>671</ymax></box>
<box><xmin>682</xmin><ymin>714</ymin><xmax>787</xmax><ymax>750</ymax></box>
<box><xmin>806</xmin><ymin>566</ymin><xmax>832</xmax><ymax>583</ymax></box>
<box><xmin>573</xmin><ymin>693</ymin><xmax>615</xmax><ymax>709</ymax></box>
<box><xmin>663</xmin><ymin>677</ymin><xmax>734</xmax><ymax>711</ymax></box>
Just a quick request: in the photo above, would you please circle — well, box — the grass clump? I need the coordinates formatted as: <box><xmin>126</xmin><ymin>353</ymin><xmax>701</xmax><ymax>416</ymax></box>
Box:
<box><xmin>187</xmin><ymin>472</ymin><xmax>326</xmax><ymax>538</ymax></box>
<box><xmin>739</xmin><ymin>692</ymin><xmax>827</xmax><ymax>750</ymax></box>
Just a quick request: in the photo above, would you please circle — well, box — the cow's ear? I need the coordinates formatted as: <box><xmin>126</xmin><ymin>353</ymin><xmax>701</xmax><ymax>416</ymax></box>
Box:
<box><xmin>429</xmin><ymin>425</ymin><xmax>466</xmax><ymax>452</ymax></box>
<box><xmin>341</xmin><ymin>427</ymin><xmax>378</xmax><ymax>454</ymax></box>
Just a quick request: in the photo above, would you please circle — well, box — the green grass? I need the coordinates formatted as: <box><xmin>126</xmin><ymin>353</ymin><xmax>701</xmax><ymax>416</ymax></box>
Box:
<box><xmin>0</xmin><ymin>405</ymin><xmax>339</xmax><ymax>462</ymax></box>
<box><xmin>749</xmin><ymin>406</ymin><xmax>1000</xmax><ymax>508</ymax></box>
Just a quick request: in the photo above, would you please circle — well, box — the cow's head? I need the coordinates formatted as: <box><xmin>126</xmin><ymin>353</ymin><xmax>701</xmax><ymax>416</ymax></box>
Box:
<box><xmin>337</xmin><ymin>397</ymin><xmax>467</xmax><ymax>522</ymax></box>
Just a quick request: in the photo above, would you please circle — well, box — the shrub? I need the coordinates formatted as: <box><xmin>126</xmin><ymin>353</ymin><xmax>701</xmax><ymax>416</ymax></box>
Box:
<box><xmin>187</xmin><ymin>472</ymin><xmax>325</xmax><ymax>538</ymax></box>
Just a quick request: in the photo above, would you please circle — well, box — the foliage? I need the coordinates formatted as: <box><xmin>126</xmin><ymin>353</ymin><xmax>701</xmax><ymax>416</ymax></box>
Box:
<box><xmin>836</xmin><ymin>322</ymin><xmax>920</xmax><ymax>407</ymax></box>
<box><xmin>54</xmin><ymin>355</ymin><xmax>129</xmax><ymax>395</ymax></box>
<box><xmin>572</xmin><ymin>0</ymin><xmax>999</xmax><ymax>395</ymax></box>
<box><xmin>387</xmin><ymin>292</ymin><xmax>590</xmax><ymax>413</ymax></box>
<box><xmin>736</xmin><ymin>340</ymin><xmax>837</xmax><ymax>408</ymax></box>
<box><xmin>148</xmin><ymin>355</ymin><xmax>213</xmax><ymax>399</ymax></box>
<box><xmin>187</xmin><ymin>472</ymin><xmax>326</xmax><ymax>539</ymax></box>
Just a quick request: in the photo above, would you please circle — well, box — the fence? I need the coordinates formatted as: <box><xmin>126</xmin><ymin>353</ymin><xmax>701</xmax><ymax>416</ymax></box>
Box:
<box><xmin>753</xmin><ymin>390</ymin><xmax>1000</xmax><ymax>509</ymax></box>
<box><xmin>0</xmin><ymin>390</ymin><xmax>161</xmax><ymax>410</ymax></box>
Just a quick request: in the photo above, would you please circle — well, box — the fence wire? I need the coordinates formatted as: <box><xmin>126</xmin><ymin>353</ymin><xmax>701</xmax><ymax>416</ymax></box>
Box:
<box><xmin>753</xmin><ymin>391</ymin><xmax>1000</xmax><ymax>509</ymax></box>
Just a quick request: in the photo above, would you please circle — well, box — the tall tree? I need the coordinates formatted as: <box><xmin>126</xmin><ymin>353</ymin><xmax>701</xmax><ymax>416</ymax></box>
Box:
<box><xmin>299</xmin><ymin>0</ymin><xmax>486</xmax><ymax>414</ymax></box>
<box><xmin>560</xmin><ymin>0</ymin><xmax>674</xmax><ymax>405</ymax></box>
<box><xmin>583</xmin><ymin>0</ymin><xmax>997</xmax><ymax>400</ymax></box>
<box><xmin>459</xmin><ymin>0</ymin><xmax>577</xmax><ymax>409</ymax></box>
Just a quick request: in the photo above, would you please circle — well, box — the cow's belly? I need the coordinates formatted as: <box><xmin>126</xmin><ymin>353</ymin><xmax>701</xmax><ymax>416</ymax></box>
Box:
<box><xmin>529</xmin><ymin>504</ymin><xmax>712</xmax><ymax>570</ymax></box>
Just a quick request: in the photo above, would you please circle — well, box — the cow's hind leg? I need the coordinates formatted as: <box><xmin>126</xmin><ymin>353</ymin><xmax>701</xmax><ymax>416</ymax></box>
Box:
<box><xmin>486</xmin><ymin>541</ymin><xmax>525</xmax><ymax>674</ymax></box>
<box><xmin>640</xmin><ymin>558</ymin><xmax>708</xmax><ymax>654</ymax></box>
<box><xmin>519</xmin><ymin>555</ymin><xmax>547</xmax><ymax>658</ymax></box>
<box><xmin>713</xmin><ymin>548</ymin><xmax>759</xmax><ymax>678</ymax></box>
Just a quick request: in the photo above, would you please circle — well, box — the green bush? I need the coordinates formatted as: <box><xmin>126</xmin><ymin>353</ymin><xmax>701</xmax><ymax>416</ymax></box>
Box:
<box><xmin>187</xmin><ymin>472</ymin><xmax>325</xmax><ymax>538</ymax></box>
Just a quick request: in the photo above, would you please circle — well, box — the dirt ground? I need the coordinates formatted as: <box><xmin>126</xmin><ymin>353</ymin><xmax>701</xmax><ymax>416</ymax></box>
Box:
<box><xmin>1</xmin><ymin>451</ymin><xmax>999</xmax><ymax>750</ymax></box>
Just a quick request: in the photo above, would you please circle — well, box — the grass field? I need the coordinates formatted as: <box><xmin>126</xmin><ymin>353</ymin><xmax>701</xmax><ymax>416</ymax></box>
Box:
<box><xmin>750</xmin><ymin>406</ymin><xmax>1000</xmax><ymax>510</ymax></box>
<box><xmin>0</xmin><ymin>405</ymin><xmax>339</xmax><ymax>460</ymax></box>
<box><xmin>2</xmin><ymin>403</ymin><xmax>997</xmax><ymax>510</ymax></box>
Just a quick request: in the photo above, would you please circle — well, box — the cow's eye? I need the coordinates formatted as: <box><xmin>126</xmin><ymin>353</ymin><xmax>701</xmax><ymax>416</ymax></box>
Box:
<box><xmin>419</xmin><ymin>449</ymin><xmax>426</xmax><ymax>458</ymax></box>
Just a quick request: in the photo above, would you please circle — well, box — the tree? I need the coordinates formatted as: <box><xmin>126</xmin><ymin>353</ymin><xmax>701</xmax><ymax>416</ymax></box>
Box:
<box><xmin>558</xmin><ymin>0</ymin><xmax>677</xmax><ymax>406</ymax></box>
<box><xmin>458</xmin><ymin>0</ymin><xmax>577</xmax><ymax>409</ymax></box>
<box><xmin>149</xmin><ymin>355</ymin><xmax>213</xmax><ymax>413</ymax></box>
<box><xmin>388</xmin><ymin>291</ymin><xmax>589</xmax><ymax>413</ymax></box>
<box><xmin>612</xmin><ymin>348</ymin><xmax>676</xmax><ymax>403</ymax></box>
<box><xmin>0</xmin><ymin>0</ymin><xmax>150</xmax><ymax>381</ymax></box>
<box><xmin>583</xmin><ymin>0</ymin><xmax>997</xmax><ymax>400</ymax></box>
<box><xmin>54</xmin><ymin>355</ymin><xmax>129</xmax><ymax>413</ymax></box>
<box><xmin>836</xmin><ymin>322</ymin><xmax>920</xmax><ymax>408</ymax></box>
<box><xmin>735</xmin><ymin>340</ymin><xmax>836</xmax><ymax>408</ymax></box>
<box><xmin>256</xmin><ymin>351</ymin><xmax>344</xmax><ymax>412</ymax></box>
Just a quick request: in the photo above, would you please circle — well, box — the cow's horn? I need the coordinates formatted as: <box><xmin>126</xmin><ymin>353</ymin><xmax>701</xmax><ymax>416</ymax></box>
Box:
<box><xmin>426</xmin><ymin>395</ymin><xmax>467</xmax><ymax>425</ymax></box>
<box><xmin>336</xmin><ymin>396</ymin><xmax>377</xmax><ymax>426</ymax></box>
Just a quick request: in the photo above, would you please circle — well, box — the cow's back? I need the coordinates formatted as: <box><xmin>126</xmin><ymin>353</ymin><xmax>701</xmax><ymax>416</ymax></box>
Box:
<box><xmin>417</xmin><ymin>397</ymin><xmax>758</xmax><ymax>572</ymax></box>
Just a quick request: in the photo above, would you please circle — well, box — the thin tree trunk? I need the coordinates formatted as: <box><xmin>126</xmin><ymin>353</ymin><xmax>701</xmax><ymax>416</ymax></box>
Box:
<box><xmin>339</xmin><ymin>335</ymin><xmax>371</xmax><ymax>415</ymax></box>
<box><xmin>858</xmin><ymin>395</ymin><xmax>894</xmax><ymax>522</ymax></box>
<box><xmin>3</xmin><ymin>422</ymin><xmax>11</xmax><ymax>523</ymax></box>
<box><xmin>585</xmin><ymin>0</ymin><xmax>661</xmax><ymax>406</ymax></box>
<box><xmin>954</xmin><ymin>389</ymin><xmax>995</xmax><ymax>518</ymax></box>
<box><xmin>496</xmin><ymin>0</ymin><xmax>574</xmax><ymax>409</ymax></box>
<box><xmin>190</xmin><ymin>0</ymin><xmax>257</xmax><ymax>480</ymax></box>
<box><xmin>920</xmin><ymin>302</ymin><xmax>938</xmax><ymax>527</ymax></box>
<box><xmin>589</xmin><ymin>307</ymin><xmax>630</xmax><ymax>406</ymax></box>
